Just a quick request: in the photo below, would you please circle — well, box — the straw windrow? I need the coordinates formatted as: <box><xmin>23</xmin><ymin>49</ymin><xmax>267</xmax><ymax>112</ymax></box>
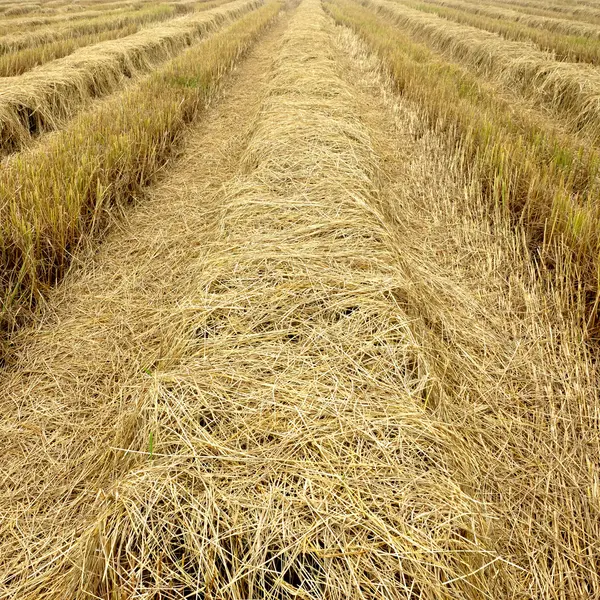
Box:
<box><xmin>0</xmin><ymin>0</ymin><xmax>280</xmax><ymax>347</ymax></box>
<box><xmin>492</xmin><ymin>0</ymin><xmax>600</xmax><ymax>24</ymax></box>
<box><xmin>330</xmin><ymin>22</ymin><xmax>599</xmax><ymax>597</ymax></box>
<box><xmin>412</xmin><ymin>0</ymin><xmax>600</xmax><ymax>40</ymax></box>
<box><xmin>0</xmin><ymin>3</ymin><xmax>186</xmax><ymax>55</ymax></box>
<box><xmin>0</xmin><ymin>0</ymin><xmax>598</xmax><ymax>597</ymax></box>
<box><xmin>0</xmin><ymin>5</ymin><xmax>136</xmax><ymax>34</ymax></box>
<box><xmin>357</xmin><ymin>0</ymin><xmax>600</xmax><ymax>144</ymax></box>
<box><xmin>0</xmin><ymin>0</ymin><xmax>260</xmax><ymax>153</ymax></box>
<box><xmin>0</xmin><ymin>0</ymin><xmax>513</xmax><ymax>596</ymax></box>
<box><xmin>396</xmin><ymin>0</ymin><xmax>600</xmax><ymax>65</ymax></box>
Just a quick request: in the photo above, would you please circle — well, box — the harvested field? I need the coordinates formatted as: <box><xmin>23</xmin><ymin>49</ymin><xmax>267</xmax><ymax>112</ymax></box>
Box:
<box><xmin>395</xmin><ymin>0</ymin><xmax>600</xmax><ymax>65</ymax></box>
<box><xmin>0</xmin><ymin>2</ymin><xmax>239</xmax><ymax>76</ymax></box>
<box><xmin>492</xmin><ymin>0</ymin><xmax>600</xmax><ymax>24</ymax></box>
<box><xmin>413</xmin><ymin>0</ymin><xmax>600</xmax><ymax>40</ymax></box>
<box><xmin>0</xmin><ymin>4</ymin><xmax>187</xmax><ymax>57</ymax></box>
<box><xmin>0</xmin><ymin>7</ymin><xmax>136</xmax><ymax>34</ymax></box>
<box><xmin>0</xmin><ymin>0</ymin><xmax>598</xmax><ymax>598</ymax></box>
<box><xmin>360</xmin><ymin>0</ymin><xmax>600</xmax><ymax>139</ymax></box>
<box><xmin>0</xmin><ymin>0</ymin><xmax>259</xmax><ymax>153</ymax></box>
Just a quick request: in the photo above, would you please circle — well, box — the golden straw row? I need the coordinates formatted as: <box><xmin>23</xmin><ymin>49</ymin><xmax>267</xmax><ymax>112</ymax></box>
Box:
<box><xmin>417</xmin><ymin>0</ymin><xmax>600</xmax><ymax>39</ymax></box>
<box><xmin>0</xmin><ymin>1</ymin><xmax>233</xmax><ymax>44</ymax></box>
<box><xmin>0</xmin><ymin>0</ymin><xmax>132</xmax><ymax>16</ymax></box>
<box><xmin>396</xmin><ymin>0</ymin><xmax>600</xmax><ymax>65</ymax></box>
<box><xmin>0</xmin><ymin>3</ymin><xmax>188</xmax><ymax>55</ymax></box>
<box><xmin>0</xmin><ymin>5</ymin><xmax>137</xmax><ymax>34</ymax></box>
<box><xmin>480</xmin><ymin>0</ymin><xmax>600</xmax><ymax>24</ymax></box>
<box><xmin>0</xmin><ymin>0</ymin><xmax>510</xmax><ymax>594</ymax></box>
<box><xmin>325</xmin><ymin>0</ymin><xmax>600</xmax><ymax>332</ymax></box>
<box><xmin>2</xmin><ymin>0</ymin><xmax>598</xmax><ymax>597</ymax></box>
<box><xmin>359</xmin><ymin>0</ymin><xmax>600</xmax><ymax>145</ymax></box>
<box><xmin>0</xmin><ymin>5</ymin><xmax>197</xmax><ymax>76</ymax></box>
<box><xmin>0</xmin><ymin>0</ymin><xmax>280</xmax><ymax>348</ymax></box>
<box><xmin>323</xmin><ymin>7</ymin><xmax>600</xmax><ymax>596</ymax></box>
<box><xmin>0</xmin><ymin>2</ymin><xmax>236</xmax><ymax>76</ymax></box>
<box><xmin>0</xmin><ymin>0</ymin><xmax>258</xmax><ymax>154</ymax></box>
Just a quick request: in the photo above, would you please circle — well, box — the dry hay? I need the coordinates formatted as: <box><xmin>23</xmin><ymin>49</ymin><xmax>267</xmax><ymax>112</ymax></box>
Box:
<box><xmin>0</xmin><ymin>0</ymin><xmax>597</xmax><ymax>597</ymax></box>
<box><xmin>0</xmin><ymin>4</ymin><xmax>184</xmax><ymax>55</ymax></box>
<box><xmin>0</xmin><ymin>0</ymin><xmax>507</xmax><ymax>596</ymax></box>
<box><xmin>362</xmin><ymin>0</ymin><xmax>600</xmax><ymax>143</ymax></box>
<box><xmin>500</xmin><ymin>0</ymin><xmax>600</xmax><ymax>22</ymax></box>
<box><xmin>0</xmin><ymin>0</ymin><xmax>260</xmax><ymax>153</ymax></box>
<box><xmin>0</xmin><ymin>8</ymin><xmax>130</xmax><ymax>34</ymax></box>
<box><xmin>420</xmin><ymin>0</ymin><xmax>600</xmax><ymax>39</ymax></box>
<box><xmin>333</xmin><ymin>21</ymin><xmax>600</xmax><ymax>597</ymax></box>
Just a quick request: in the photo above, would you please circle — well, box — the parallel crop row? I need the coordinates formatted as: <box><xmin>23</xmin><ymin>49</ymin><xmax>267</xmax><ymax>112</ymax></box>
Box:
<box><xmin>325</xmin><ymin>0</ymin><xmax>600</xmax><ymax>332</ymax></box>
<box><xmin>0</xmin><ymin>0</ymin><xmax>257</xmax><ymax>154</ymax></box>
<box><xmin>0</xmin><ymin>3</ymin><xmax>225</xmax><ymax>76</ymax></box>
<box><xmin>398</xmin><ymin>0</ymin><xmax>600</xmax><ymax>65</ymax></box>
<box><xmin>0</xmin><ymin>3</ymin><xmax>186</xmax><ymax>55</ymax></box>
<box><xmin>479</xmin><ymin>0</ymin><xmax>600</xmax><ymax>25</ymax></box>
<box><xmin>418</xmin><ymin>0</ymin><xmax>600</xmax><ymax>39</ymax></box>
<box><xmin>0</xmin><ymin>3</ymin><xmax>48</xmax><ymax>16</ymax></box>
<box><xmin>0</xmin><ymin>5</ymin><xmax>135</xmax><ymax>34</ymax></box>
<box><xmin>360</xmin><ymin>0</ymin><xmax>600</xmax><ymax>145</ymax></box>
<box><xmin>0</xmin><ymin>0</ymin><xmax>281</xmax><ymax>341</ymax></box>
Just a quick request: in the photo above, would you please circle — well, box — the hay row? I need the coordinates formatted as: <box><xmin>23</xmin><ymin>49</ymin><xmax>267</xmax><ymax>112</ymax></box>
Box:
<box><xmin>0</xmin><ymin>3</ymin><xmax>46</xmax><ymax>16</ymax></box>
<box><xmin>0</xmin><ymin>5</ymin><xmax>135</xmax><ymax>33</ymax></box>
<box><xmin>0</xmin><ymin>0</ymin><xmax>259</xmax><ymax>153</ymax></box>
<box><xmin>399</xmin><ymin>0</ymin><xmax>600</xmax><ymax>65</ymax></box>
<box><xmin>501</xmin><ymin>0</ymin><xmax>600</xmax><ymax>16</ymax></box>
<box><xmin>360</xmin><ymin>0</ymin><xmax>600</xmax><ymax>144</ymax></box>
<box><xmin>0</xmin><ymin>0</ymin><xmax>597</xmax><ymax>596</ymax></box>
<box><xmin>0</xmin><ymin>4</ymin><xmax>199</xmax><ymax>76</ymax></box>
<box><xmin>328</xmin><ymin>6</ymin><xmax>600</xmax><ymax>597</ymax></box>
<box><xmin>339</xmin><ymin>25</ymin><xmax>600</xmax><ymax>598</ymax></box>
<box><xmin>0</xmin><ymin>26</ymin><xmax>142</xmax><ymax>77</ymax></box>
<box><xmin>0</xmin><ymin>3</ymin><xmax>187</xmax><ymax>55</ymax></box>
<box><xmin>419</xmin><ymin>0</ymin><xmax>600</xmax><ymax>39</ymax></box>
<box><xmin>0</xmin><ymin>0</ymin><xmax>200</xmax><ymax>25</ymax></box>
<box><xmin>0</xmin><ymin>0</ymin><xmax>513</xmax><ymax>595</ymax></box>
<box><xmin>0</xmin><ymin>0</ymin><xmax>280</xmax><ymax>346</ymax></box>
<box><xmin>325</xmin><ymin>0</ymin><xmax>600</xmax><ymax>330</ymax></box>
<box><xmin>481</xmin><ymin>0</ymin><xmax>600</xmax><ymax>25</ymax></box>
<box><xmin>0</xmin><ymin>0</ymin><xmax>146</xmax><ymax>11</ymax></box>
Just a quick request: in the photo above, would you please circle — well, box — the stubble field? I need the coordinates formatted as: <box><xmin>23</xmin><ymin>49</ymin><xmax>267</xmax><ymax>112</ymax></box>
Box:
<box><xmin>0</xmin><ymin>0</ymin><xmax>598</xmax><ymax>598</ymax></box>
